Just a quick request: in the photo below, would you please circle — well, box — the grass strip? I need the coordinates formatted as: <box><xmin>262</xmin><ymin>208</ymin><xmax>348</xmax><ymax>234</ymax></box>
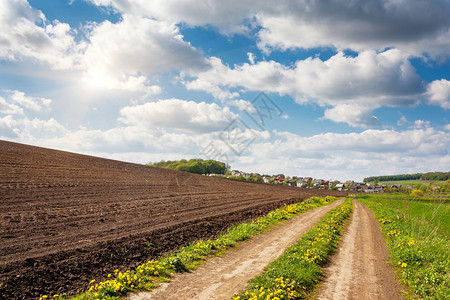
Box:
<box><xmin>232</xmin><ymin>198</ymin><xmax>353</xmax><ymax>300</ymax></box>
<box><xmin>358</xmin><ymin>194</ymin><xmax>450</xmax><ymax>299</ymax></box>
<box><xmin>40</xmin><ymin>196</ymin><xmax>338</xmax><ymax>300</ymax></box>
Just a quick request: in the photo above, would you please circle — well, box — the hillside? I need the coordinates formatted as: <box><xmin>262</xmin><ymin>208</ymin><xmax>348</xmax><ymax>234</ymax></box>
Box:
<box><xmin>0</xmin><ymin>140</ymin><xmax>347</xmax><ymax>299</ymax></box>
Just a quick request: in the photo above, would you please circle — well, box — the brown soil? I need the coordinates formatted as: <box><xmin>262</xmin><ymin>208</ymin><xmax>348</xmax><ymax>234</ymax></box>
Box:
<box><xmin>315</xmin><ymin>200</ymin><xmax>404</xmax><ymax>300</ymax></box>
<box><xmin>0</xmin><ymin>140</ymin><xmax>347</xmax><ymax>299</ymax></box>
<box><xmin>131</xmin><ymin>199</ymin><xmax>345</xmax><ymax>300</ymax></box>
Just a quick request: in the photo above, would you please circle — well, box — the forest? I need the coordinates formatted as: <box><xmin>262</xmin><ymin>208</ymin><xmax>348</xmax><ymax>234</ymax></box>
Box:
<box><xmin>147</xmin><ymin>159</ymin><xmax>229</xmax><ymax>175</ymax></box>
<box><xmin>363</xmin><ymin>171</ymin><xmax>449</xmax><ymax>182</ymax></box>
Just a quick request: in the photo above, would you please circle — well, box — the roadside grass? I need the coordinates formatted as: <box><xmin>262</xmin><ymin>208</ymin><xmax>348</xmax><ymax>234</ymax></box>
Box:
<box><xmin>232</xmin><ymin>198</ymin><xmax>353</xmax><ymax>300</ymax></box>
<box><xmin>40</xmin><ymin>196</ymin><xmax>338</xmax><ymax>300</ymax></box>
<box><xmin>358</xmin><ymin>193</ymin><xmax>450</xmax><ymax>299</ymax></box>
<box><xmin>359</xmin><ymin>193</ymin><xmax>449</xmax><ymax>236</ymax></box>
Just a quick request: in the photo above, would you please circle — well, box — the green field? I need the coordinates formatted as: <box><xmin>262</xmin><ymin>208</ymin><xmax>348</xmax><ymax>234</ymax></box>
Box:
<box><xmin>358</xmin><ymin>193</ymin><xmax>450</xmax><ymax>299</ymax></box>
<box><xmin>372</xmin><ymin>180</ymin><xmax>442</xmax><ymax>185</ymax></box>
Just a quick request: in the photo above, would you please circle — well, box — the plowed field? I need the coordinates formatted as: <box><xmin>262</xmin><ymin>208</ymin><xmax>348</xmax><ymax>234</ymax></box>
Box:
<box><xmin>0</xmin><ymin>140</ymin><xmax>346</xmax><ymax>299</ymax></box>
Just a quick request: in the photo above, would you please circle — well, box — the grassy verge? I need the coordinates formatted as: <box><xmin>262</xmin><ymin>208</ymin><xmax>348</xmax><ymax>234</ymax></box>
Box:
<box><xmin>232</xmin><ymin>198</ymin><xmax>353</xmax><ymax>300</ymax></box>
<box><xmin>40</xmin><ymin>196</ymin><xmax>338</xmax><ymax>300</ymax></box>
<box><xmin>358</xmin><ymin>194</ymin><xmax>450</xmax><ymax>299</ymax></box>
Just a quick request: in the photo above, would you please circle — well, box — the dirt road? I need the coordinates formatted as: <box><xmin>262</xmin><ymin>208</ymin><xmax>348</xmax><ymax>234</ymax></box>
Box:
<box><xmin>315</xmin><ymin>200</ymin><xmax>403</xmax><ymax>300</ymax></box>
<box><xmin>0</xmin><ymin>140</ymin><xmax>347</xmax><ymax>299</ymax></box>
<box><xmin>131</xmin><ymin>199</ymin><xmax>345</xmax><ymax>300</ymax></box>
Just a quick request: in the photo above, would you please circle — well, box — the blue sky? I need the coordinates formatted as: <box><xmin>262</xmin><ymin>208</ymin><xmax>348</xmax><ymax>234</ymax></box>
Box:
<box><xmin>1</xmin><ymin>0</ymin><xmax>449</xmax><ymax>181</ymax></box>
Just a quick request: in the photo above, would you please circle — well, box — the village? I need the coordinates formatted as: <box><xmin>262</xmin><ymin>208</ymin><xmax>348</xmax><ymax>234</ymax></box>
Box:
<box><xmin>208</xmin><ymin>170</ymin><xmax>386</xmax><ymax>193</ymax></box>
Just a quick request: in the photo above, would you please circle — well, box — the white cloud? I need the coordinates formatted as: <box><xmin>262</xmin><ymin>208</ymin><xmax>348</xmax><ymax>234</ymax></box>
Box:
<box><xmin>87</xmin><ymin>0</ymin><xmax>450</xmax><ymax>58</ymax></box>
<box><xmin>86</xmin><ymin>0</ymin><xmax>263</xmax><ymax>34</ymax></box>
<box><xmin>426</xmin><ymin>79</ymin><xmax>450</xmax><ymax>109</ymax></box>
<box><xmin>0</xmin><ymin>0</ymin><xmax>81</xmax><ymax>69</ymax></box>
<box><xmin>0</xmin><ymin>115</ymin><xmax>67</xmax><ymax>140</ymax></box>
<box><xmin>322</xmin><ymin>104</ymin><xmax>380</xmax><ymax>128</ymax></box>
<box><xmin>256</xmin><ymin>0</ymin><xmax>450</xmax><ymax>57</ymax></box>
<box><xmin>0</xmin><ymin>97</ymin><xmax>23</xmax><ymax>115</ymax></box>
<box><xmin>82</xmin><ymin>16</ymin><xmax>209</xmax><ymax>92</ymax></box>
<box><xmin>412</xmin><ymin>120</ymin><xmax>431</xmax><ymax>129</ymax></box>
<box><xmin>7</xmin><ymin>90</ymin><xmax>51</xmax><ymax>111</ymax></box>
<box><xmin>118</xmin><ymin>99</ymin><xmax>236</xmax><ymax>133</ymax></box>
<box><xmin>247</xmin><ymin>52</ymin><xmax>256</xmax><ymax>64</ymax></box>
<box><xmin>239</xmin><ymin>127</ymin><xmax>450</xmax><ymax>180</ymax></box>
<box><xmin>187</xmin><ymin>49</ymin><xmax>424</xmax><ymax>127</ymax></box>
<box><xmin>397</xmin><ymin>116</ymin><xmax>408</xmax><ymax>126</ymax></box>
<box><xmin>1</xmin><ymin>106</ymin><xmax>448</xmax><ymax>182</ymax></box>
<box><xmin>0</xmin><ymin>115</ymin><xmax>19</xmax><ymax>137</ymax></box>
<box><xmin>0</xmin><ymin>90</ymin><xmax>52</xmax><ymax>115</ymax></box>
<box><xmin>0</xmin><ymin>2</ymin><xmax>209</xmax><ymax>94</ymax></box>
<box><xmin>269</xmin><ymin>128</ymin><xmax>449</xmax><ymax>156</ymax></box>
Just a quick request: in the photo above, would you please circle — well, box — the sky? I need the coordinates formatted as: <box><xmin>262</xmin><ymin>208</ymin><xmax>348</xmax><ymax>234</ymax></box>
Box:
<box><xmin>0</xmin><ymin>0</ymin><xmax>449</xmax><ymax>181</ymax></box>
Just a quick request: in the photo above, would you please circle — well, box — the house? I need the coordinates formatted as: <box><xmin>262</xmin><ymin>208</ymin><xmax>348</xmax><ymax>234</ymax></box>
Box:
<box><xmin>297</xmin><ymin>181</ymin><xmax>306</xmax><ymax>188</ymax></box>
<box><xmin>374</xmin><ymin>185</ymin><xmax>384</xmax><ymax>193</ymax></box>
<box><xmin>286</xmin><ymin>180</ymin><xmax>295</xmax><ymax>187</ymax></box>
<box><xmin>364</xmin><ymin>186</ymin><xmax>375</xmax><ymax>193</ymax></box>
<box><xmin>231</xmin><ymin>170</ymin><xmax>241</xmax><ymax>177</ymax></box>
<box><xmin>335</xmin><ymin>183</ymin><xmax>345</xmax><ymax>191</ymax></box>
<box><xmin>262</xmin><ymin>175</ymin><xmax>271</xmax><ymax>184</ymax></box>
<box><xmin>350</xmin><ymin>185</ymin><xmax>361</xmax><ymax>191</ymax></box>
<box><xmin>275</xmin><ymin>174</ymin><xmax>285</xmax><ymax>182</ymax></box>
<box><xmin>432</xmin><ymin>186</ymin><xmax>440</xmax><ymax>192</ymax></box>
<box><xmin>330</xmin><ymin>180</ymin><xmax>340</xmax><ymax>188</ymax></box>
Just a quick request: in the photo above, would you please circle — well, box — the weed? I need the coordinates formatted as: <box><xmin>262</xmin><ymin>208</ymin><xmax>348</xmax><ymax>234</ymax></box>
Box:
<box><xmin>233</xmin><ymin>199</ymin><xmax>353</xmax><ymax>300</ymax></box>
<box><xmin>145</xmin><ymin>240</ymin><xmax>155</xmax><ymax>249</ymax></box>
<box><xmin>53</xmin><ymin>196</ymin><xmax>339</xmax><ymax>300</ymax></box>
<box><xmin>359</xmin><ymin>194</ymin><xmax>450</xmax><ymax>299</ymax></box>
<box><xmin>411</xmin><ymin>190</ymin><xmax>423</xmax><ymax>197</ymax></box>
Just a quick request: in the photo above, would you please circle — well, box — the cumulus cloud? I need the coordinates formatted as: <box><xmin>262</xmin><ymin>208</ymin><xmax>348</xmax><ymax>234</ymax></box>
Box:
<box><xmin>6</xmin><ymin>90</ymin><xmax>51</xmax><ymax>112</ymax></box>
<box><xmin>242</xmin><ymin>127</ymin><xmax>450</xmax><ymax>180</ymax></box>
<box><xmin>0</xmin><ymin>90</ymin><xmax>52</xmax><ymax>115</ymax></box>
<box><xmin>186</xmin><ymin>49</ymin><xmax>424</xmax><ymax>127</ymax></box>
<box><xmin>86</xmin><ymin>0</ymin><xmax>450</xmax><ymax>58</ymax></box>
<box><xmin>256</xmin><ymin>0</ymin><xmax>450</xmax><ymax>57</ymax></box>
<box><xmin>322</xmin><ymin>104</ymin><xmax>380</xmax><ymax>128</ymax></box>
<box><xmin>2</xmin><ymin>107</ymin><xmax>448</xmax><ymax>182</ymax></box>
<box><xmin>0</xmin><ymin>1</ymin><xmax>209</xmax><ymax>94</ymax></box>
<box><xmin>0</xmin><ymin>97</ymin><xmax>23</xmax><ymax>115</ymax></box>
<box><xmin>397</xmin><ymin>116</ymin><xmax>408</xmax><ymax>126</ymax></box>
<box><xmin>0</xmin><ymin>115</ymin><xmax>19</xmax><ymax>137</ymax></box>
<box><xmin>0</xmin><ymin>115</ymin><xmax>67</xmax><ymax>141</ymax></box>
<box><xmin>271</xmin><ymin>128</ymin><xmax>449</xmax><ymax>156</ymax></box>
<box><xmin>412</xmin><ymin>120</ymin><xmax>431</xmax><ymax>129</ymax></box>
<box><xmin>86</xmin><ymin>0</ymin><xmax>263</xmax><ymax>34</ymax></box>
<box><xmin>82</xmin><ymin>16</ymin><xmax>209</xmax><ymax>92</ymax></box>
<box><xmin>426</xmin><ymin>79</ymin><xmax>450</xmax><ymax>109</ymax></box>
<box><xmin>0</xmin><ymin>0</ymin><xmax>82</xmax><ymax>69</ymax></box>
<box><xmin>118</xmin><ymin>99</ymin><xmax>236</xmax><ymax>133</ymax></box>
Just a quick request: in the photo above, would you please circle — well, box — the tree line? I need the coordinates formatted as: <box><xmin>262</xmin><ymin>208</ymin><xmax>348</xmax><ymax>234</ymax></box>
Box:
<box><xmin>363</xmin><ymin>171</ymin><xmax>449</xmax><ymax>183</ymax></box>
<box><xmin>147</xmin><ymin>159</ymin><xmax>229</xmax><ymax>175</ymax></box>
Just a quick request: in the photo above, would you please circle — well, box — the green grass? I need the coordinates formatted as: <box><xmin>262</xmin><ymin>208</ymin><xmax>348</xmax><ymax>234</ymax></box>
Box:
<box><xmin>233</xmin><ymin>199</ymin><xmax>353</xmax><ymax>300</ymax></box>
<box><xmin>40</xmin><ymin>196</ymin><xmax>339</xmax><ymax>300</ymax></box>
<box><xmin>358</xmin><ymin>193</ymin><xmax>449</xmax><ymax>236</ymax></box>
<box><xmin>374</xmin><ymin>180</ymin><xmax>440</xmax><ymax>185</ymax></box>
<box><xmin>358</xmin><ymin>193</ymin><xmax>450</xmax><ymax>299</ymax></box>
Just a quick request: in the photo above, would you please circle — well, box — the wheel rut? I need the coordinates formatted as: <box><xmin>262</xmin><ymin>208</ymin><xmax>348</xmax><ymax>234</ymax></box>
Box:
<box><xmin>315</xmin><ymin>199</ymin><xmax>403</xmax><ymax>300</ymax></box>
<box><xmin>131</xmin><ymin>199</ymin><xmax>345</xmax><ymax>300</ymax></box>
